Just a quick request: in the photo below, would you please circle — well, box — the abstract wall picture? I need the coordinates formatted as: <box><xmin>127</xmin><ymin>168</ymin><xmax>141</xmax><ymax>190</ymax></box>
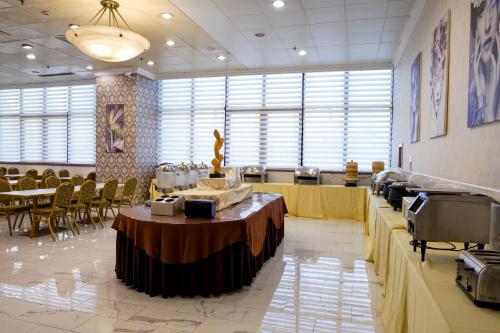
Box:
<box><xmin>410</xmin><ymin>53</ymin><xmax>421</xmax><ymax>143</ymax></box>
<box><xmin>105</xmin><ymin>103</ymin><xmax>125</xmax><ymax>153</ymax></box>
<box><xmin>468</xmin><ymin>0</ymin><xmax>499</xmax><ymax>127</ymax></box>
<box><xmin>429</xmin><ymin>11</ymin><xmax>450</xmax><ymax>138</ymax></box>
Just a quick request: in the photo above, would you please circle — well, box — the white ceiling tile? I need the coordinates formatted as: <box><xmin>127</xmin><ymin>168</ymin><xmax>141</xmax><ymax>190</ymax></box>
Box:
<box><xmin>275</xmin><ymin>25</ymin><xmax>313</xmax><ymax>39</ymax></box>
<box><xmin>310</xmin><ymin>22</ymin><xmax>346</xmax><ymax>37</ymax></box>
<box><xmin>209</xmin><ymin>30</ymin><xmax>248</xmax><ymax>44</ymax></box>
<box><xmin>280</xmin><ymin>38</ymin><xmax>317</xmax><ymax>49</ymax></box>
<box><xmin>317</xmin><ymin>46</ymin><xmax>347</xmax><ymax>60</ymax></box>
<box><xmin>377</xmin><ymin>42</ymin><xmax>398</xmax><ymax>60</ymax></box>
<box><xmin>349</xmin><ymin>52</ymin><xmax>377</xmax><ymax>63</ymax></box>
<box><xmin>348</xmin><ymin>32</ymin><xmax>382</xmax><ymax>44</ymax></box>
<box><xmin>230</xmin><ymin>14</ymin><xmax>271</xmax><ymax>30</ymax></box>
<box><xmin>346</xmin><ymin>0</ymin><xmax>387</xmax><ymax>4</ymax></box>
<box><xmin>381</xmin><ymin>30</ymin><xmax>401</xmax><ymax>43</ymax></box>
<box><xmin>383</xmin><ymin>16</ymin><xmax>407</xmax><ymax>31</ymax></box>
<box><xmin>266</xmin><ymin>10</ymin><xmax>308</xmax><ymax>27</ymax></box>
<box><xmin>256</xmin><ymin>0</ymin><xmax>304</xmax><ymax>13</ymax></box>
<box><xmin>240</xmin><ymin>28</ymin><xmax>279</xmax><ymax>40</ymax></box>
<box><xmin>214</xmin><ymin>0</ymin><xmax>262</xmax><ymax>16</ymax></box>
<box><xmin>301</xmin><ymin>0</ymin><xmax>345</xmax><ymax>9</ymax></box>
<box><xmin>347</xmin><ymin>19</ymin><xmax>385</xmax><ymax>34</ymax></box>
<box><xmin>313</xmin><ymin>34</ymin><xmax>347</xmax><ymax>47</ymax></box>
<box><xmin>305</xmin><ymin>6</ymin><xmax>345</xmax><ymax>24</ymax></box>
<box><xmin>387</xmin><ymin>1</ymin><xmax>413</xmax><ymax>17</ymax></box>
<box><xmin>348</xmin><ymin>43</ymin><xmax>379</xmax><ymax>57</ymax></box>
<box><xmin>251</xmin><ymin>40</ymin><xmax>290</xmax><ymax>58</ymax></box>
<box><xmin>196</xmin><ymin>16</ymin><xmax>236</xmax><ymax>33</ymax></box>
<box><xmin>346</xmin><ymin>2</ymin><xmax>388</xmax><ymax>20</ymax></box>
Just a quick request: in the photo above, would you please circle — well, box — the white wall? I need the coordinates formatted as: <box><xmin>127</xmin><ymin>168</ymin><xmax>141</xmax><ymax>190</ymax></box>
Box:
<box><xmin>392</xmin><ymin>0</ymin><xmax>500</xmax><ymax>200</ymax></box>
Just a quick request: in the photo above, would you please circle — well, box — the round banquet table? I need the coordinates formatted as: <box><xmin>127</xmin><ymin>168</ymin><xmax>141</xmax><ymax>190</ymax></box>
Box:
<box><xmin>112</xmin><ymin>192</ymin><xmax>287</xmax><ymax>297</ymax></box>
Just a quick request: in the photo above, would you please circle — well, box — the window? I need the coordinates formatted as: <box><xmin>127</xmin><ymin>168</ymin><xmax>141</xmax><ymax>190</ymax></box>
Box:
<box><xmin>158</xmin><ymin>69</ymin><xmax>392</xmax><ymax>171</ymax></box>
<box><xmin>158</xmin><ymin>77</ymin><xmax>225</xmax><ymax>164</ymax></box>
<box><xmin>0</xmin><ymin>84</ymin><xmax>96</xmax><ymax>164</ymax></box>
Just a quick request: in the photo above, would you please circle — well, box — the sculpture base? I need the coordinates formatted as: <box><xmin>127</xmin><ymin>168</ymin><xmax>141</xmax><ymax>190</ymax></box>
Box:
<box><xmin>209</xmin><ymin>173</ymin><xmax>225</xmax><ymax>178</ymax></box>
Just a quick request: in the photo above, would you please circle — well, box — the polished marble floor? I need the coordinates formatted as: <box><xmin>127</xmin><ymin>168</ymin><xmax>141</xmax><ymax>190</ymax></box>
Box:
<box><xmin>0</xmin><ymin>214</ymin><xmax>383</xmax><ymax>333</ymax></box>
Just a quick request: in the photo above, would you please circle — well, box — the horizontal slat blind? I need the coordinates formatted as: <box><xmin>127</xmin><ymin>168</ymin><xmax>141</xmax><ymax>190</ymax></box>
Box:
<box><xmin>0</xmin><ymin>90</ymin><xmax>20</xmax><ymax>161</ymax></box>
<box><xmin>158</xmin><ymin>77</ymin><xmax>225</xmax><ymax>164</ymax></box>
<box><xmin>0</xmin><ymin>84</ymin><xmax>95</xmax><ymax>164</ymax></box>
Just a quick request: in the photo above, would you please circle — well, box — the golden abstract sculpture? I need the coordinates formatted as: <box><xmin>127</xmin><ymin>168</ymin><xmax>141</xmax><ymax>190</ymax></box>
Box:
<box><xmin>211</xmin><ymin>129</ymin><xmax>224</xmax><ymax>175</ymax></box>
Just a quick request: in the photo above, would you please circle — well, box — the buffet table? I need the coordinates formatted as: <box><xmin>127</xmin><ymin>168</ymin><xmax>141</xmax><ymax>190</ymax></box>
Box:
<box><xmin>366</xmin><ymin>193</ymin><xmax>500</xmax><ymax>333</ymax></box>
<box><xmin>112</xmin><ymin>192</ymin><xmax>286</xmax><ymax>297</ymax></box>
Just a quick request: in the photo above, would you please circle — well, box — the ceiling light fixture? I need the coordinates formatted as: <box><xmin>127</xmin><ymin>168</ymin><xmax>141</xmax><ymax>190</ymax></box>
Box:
<box><xmin>22</xmin><ymin>43</ymin><xmax>32</xmax><ymax>49</ymax></box>
<box><xmin>298</xmin><ymin>49</ymin><xmax>307</xmax><ymax>56</ymax></box>
<box><xmin>26</xmin><ymin>53</ymin><xmax>36</xmax><ymax>60</ymax></box>
<box><xmin>86</xmin><ymin>65</ymin><xmax>93</xmax><ymax>70</ymax></box>
<box><xmin>273</xmin><ymin>0</ymin><xmax>285</xmax><ymax>8</ymax></box>
<box><xmin>65</xmin><ymin>0</ymin><xmax>150</xmax><ymax>63</ymax></box>
<box><xmin>166</xmin><ymin>39</ymin><xmax>175</xmax><ymax>46</ymax></box>
<box><xmin>217</xmin><ymin>55</ymin><xmax>226</xmax><ymax>61</ymax></box>
<box><xmin>147</xmin><ymin>60</ymin><xmax>154</xmax><ymax>66</ymax></box>
<box><xmin>161</xmin><ymin>12</ymin><xmax>173</xmax><ymax>20</ymax></box>
<box><xmin>69</xmin><ymin>23</ymin><xmax>79</xmax><ymax>29</ymax></box>
<box><xmin>254</xmin><ymin>32</ymin><xmax>266</xmax><ymax>38</ymax></box>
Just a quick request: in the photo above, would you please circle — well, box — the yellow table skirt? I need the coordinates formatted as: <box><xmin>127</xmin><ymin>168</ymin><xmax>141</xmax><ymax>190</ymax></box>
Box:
<box><xmin>372</xmin><ymin>205</ymin><xmax>500</xmax><ymax>332</ymax></box>
<box><xmin>151</xmin><ymin>180</ymin><xmax>368</xmax><ymax>222</ymax></box>
<box><xmin>251</xmin><ymin>183</ymin><xmax>368</xmax><ymax>221</ymax></box>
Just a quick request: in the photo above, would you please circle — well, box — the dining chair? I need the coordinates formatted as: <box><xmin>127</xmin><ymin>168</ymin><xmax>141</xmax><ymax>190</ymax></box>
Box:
<box><xmin>32</xmin><ymin>182</ymin><xmax>76</xmax><ymax>241</ymax></box>
<box><xmin>91</xmin><ymin>179</ymin><xmax>118</xmax><ymax>228</ymax></box>
<box><xmin>69</xmin><ymin>180</ymin><xmax>96</xmax><ymax>230</ymax></box>
<box><xmin>70</xmin><ymin>175</ymin><xmax>84</xmax><ymax>186</ymax></box>
<box><xmin>0</xmin><ymin>179</ymin><xmax>31</xmax><ymax>236</ymax></box>
<box><xmin>45</xmin><ymin>176</ymin><xmax>61</xmax><ymax>189</ymax></box>
<box><xmin>14</xmin><ymin>176</ymin><xmax>38</xmax><ymax>230</ymax></box>
<box><xmin>112</xmin><ymin>176</ymin><xmax>137</xmax><ymax>214</ymax></box>
<box><xmin>7</xmin><ymin>167</ymin><xmax>19</xmax><ymax>175</ymax></box>
<box><xmin>86</xmin><ymin>171</ymin><xmax>97</xmax><ymax>182</ymax></box>
<box><xmin>0</xmin><ymin>167</ymin><xmax>6</xmax><ymax>175</ymax></box>
<box><xmin>59</xmin><ymin>169</ymin><xmax>70</xmax><ymax>178</ymax></box>
<box><xmin>0</xmin><ymin>175</ymin><xmax>7</xmax><ymax>181</ymax></box>
<box><xmin>42</xmin><ymin>169</ymin><xmax>55</xmax><ymax>178</ymax></box>
<box><xmin>26</xmin><ymin>169</ymin><xmax>38</xmax><ymax>179</ymax></box>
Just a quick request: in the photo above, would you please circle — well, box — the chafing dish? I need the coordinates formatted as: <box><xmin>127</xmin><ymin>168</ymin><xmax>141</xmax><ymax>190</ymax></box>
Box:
<box><xmin>174</xmin><ymin>163</ymin><xmax>190</xmax><ymax>189</ymax></box>
<box><xmin>387</xmin><ymin>181</ymin><xmax>419</xmax><ymax>211</ymax></box>
<box><xmin>372</xmin><ymin>170</ymin><xmax>403</xmax><ymax>196</ymax></box>
<box><xmin>491</xmin><ymin>202</ymin><xmax>500</xmax><ymax>251</ymax></box>
<box><xmin>294</xmin><ymin>167</ymin><xmax>320</xmax><ymax>185</ymax></box>
<box><xmin>456</xmin><ymin>250</ymin><xmax>500</xmax><ymax>308</ymax></box>
<box><xmin>156</xmin><ymin>163</ymin><xmax>175</xmax><ymax>194</ymax></box>
<box><xmin>187</xmin><ymin>163</ymin><xmax>199</xmax><ymax>188</ymax></box>
<box><xmin>197</xmin><ymin>162</ymin><xmax>209</xmax><ymax>180</ymax></box>
<box><xmin>241</xmin><ymin>165</ymin><xmax>266</xmax><ymax>183</ymax></box>
<box><xmin>407</xmin><ymin>191</ymin><xmax>491</xmax><ymax>261</ymax></box>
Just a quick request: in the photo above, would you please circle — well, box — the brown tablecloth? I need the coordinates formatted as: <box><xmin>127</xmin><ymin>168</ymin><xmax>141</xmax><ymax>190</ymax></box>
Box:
<box><xmin>112</xmin><ymin>193</ymin><xmax>287</xmax><ymax>297</ymax></box>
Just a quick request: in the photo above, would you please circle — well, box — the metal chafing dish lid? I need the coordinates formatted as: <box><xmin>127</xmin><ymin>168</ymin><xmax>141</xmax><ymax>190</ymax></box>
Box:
<box><xmin>242</xmin><ymin>165</ymin><xmax>265</xmax><ymax>174</ymax></box>
<box><xmin>187</xmin><ymin>162</ymin><xmax>198</xmax><ymax>170</ymax></box>
<box><xmin>406</xmin><ymin>187</ymin><xmax>471</xmax><ymax>195</ymax></box>
<box><xmin>295</xmin><ymin>167</ymin><xmax>320</xmax><ymax>177</ymax></box>
<box><xmin>197</xmin><ymin>162</ymin><xmax>209</xmax><ymax>169</ymax></box>
<box><xmin>158</xmin><ymin>163</ymin><xmax>175</xmax><ymax>172</ymax></box>
<box><xmin>175</xmin><ymin>162</ymin><xmax>190</xmax><ymax>171</ymax></box>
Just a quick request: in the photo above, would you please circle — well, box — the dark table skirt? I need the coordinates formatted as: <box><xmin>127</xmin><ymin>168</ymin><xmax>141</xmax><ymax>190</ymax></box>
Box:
<box><xmin>115</xmin><ymin>217</ymin><xmax>284</xmax><ymax>297</ymax></box>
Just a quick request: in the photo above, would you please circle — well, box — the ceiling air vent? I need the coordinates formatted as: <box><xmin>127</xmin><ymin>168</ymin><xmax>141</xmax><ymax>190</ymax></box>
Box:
<box><xmin>38</xmin><ymin>72</ymin><xmax>75</xmax><ymax>77</ymax></box>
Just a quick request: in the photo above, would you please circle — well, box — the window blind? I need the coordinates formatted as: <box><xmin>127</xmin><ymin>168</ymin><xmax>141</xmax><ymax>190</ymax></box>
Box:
<box><xmin>0</xmin><ymin>84</ymin><xmax>96</xmax><ymax>164</ymax></box>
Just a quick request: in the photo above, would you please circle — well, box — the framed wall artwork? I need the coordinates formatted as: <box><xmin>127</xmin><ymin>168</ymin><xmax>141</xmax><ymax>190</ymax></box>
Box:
<box><xmin>410</xmin><ymin>52</ymin><xmax>421</xmax><ymax>143</ymax></box>
<box><xmin>467</xmin><ymin>0</ymin><xmax>499</xmax><ymax>127</ymax></box>
<box><xmin>105</xmin><ymin>103</ymin><xmax>125</xmax><ymax>153</ymax></box>
<box><xmin>429</xmin><ymin>10</ymin><xmax>450</xmax><ymax>138</ymax></box>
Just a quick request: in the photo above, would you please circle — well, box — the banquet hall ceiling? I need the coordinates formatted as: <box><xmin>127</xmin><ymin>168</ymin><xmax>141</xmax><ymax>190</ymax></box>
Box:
<box><xmin>0</xmin><ymin>0</ymin><xmax>413</xmax><ymax>86</ymax></box>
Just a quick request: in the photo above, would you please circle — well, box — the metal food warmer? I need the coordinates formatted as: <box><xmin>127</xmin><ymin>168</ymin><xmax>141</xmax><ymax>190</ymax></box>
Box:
<box><xmin>407</xmin><ymin>189</ymin><xmax>492</xmax><ymax>261</ymax></box>
<box><xmin>456</xmin><ymin>250</ymin><xmax>500</xmax><ymax>308</ymax></box>
<box><xmin>371</xmin><ymin>170</ymin><xmax>403</xmax><ymax>196</ymax></box>
<box><xmin>156</xmin><ymin>163</ymin><xmax>176</xmax><ymax>194</ymax></box>
<box><xmin>241</xmin><ymin>166</ymin><xmax>266</xmax><ymax>183</ymax></box>
<box><xmin>387</xmin><ymin>181</ymin><xmax>419</xmax><ymax>211</ymax></box>
<box><xmin>294</xmin><ymin>167</ymin><xmax>321</xmax><ymax>185</ymax></box>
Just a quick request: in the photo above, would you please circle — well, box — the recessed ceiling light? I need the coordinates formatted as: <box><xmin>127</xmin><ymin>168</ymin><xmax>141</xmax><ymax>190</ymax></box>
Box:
<box><xmin>161</xmin><ymin>12</ymin><xmax>173</xmax><ymax>20</ymax></box>
<box><xmin>147</xmin><ymin>60</ymin><xmax>154</xmax><ymax>66</ymax></box>
<box><xmin>42</xmin><ymin>10</ymin><xmax>51</xmax><ymax>16</ymax></box>
<box><xmin>26</xmin><ymin>53</ymin><xmax>36</xmax><ymax>60</ymax></box>
<box><xmin>69</xmin><ymin>23</ymin><xmax>79</xmax><ymax>29</ymax></box>
<box><xmin>218</xmin><ymin>55</ymin><xmax>226</xmax><ymax>61</ymax></box>
<box><xmin>298</xmin><ymin>49</ymin><xmax>307</xmax><ymax>56</ymax></box>
<box><xmin>255</xmin><ymin>32</ymin><xmax>266</xmax><ymax>38</ymax></box>
<box><xmin>273</xmin><ymin>0</ymin><xmax>285</xmax><ymax>8</ymax></box>
<box><xmin>22</xmin><ymin>43</ymin><xmax>32</xmax><ymax>49</ymax></box>
<box><xmin>86</xmin><ymin>65</ymin><xmax>93</xmax><ymax>70</ymax></box>
<box><xmin>166</xmin><ymin>39</ymin><xmax>175</xmax><ymax>46</ymax></box>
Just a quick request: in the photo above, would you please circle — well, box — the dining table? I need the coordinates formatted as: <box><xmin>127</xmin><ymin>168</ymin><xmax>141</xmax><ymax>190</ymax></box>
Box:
<box><xmin>0</xmin><ymin>183</ymin><xmax>114</xmax><ymax>237</ymax></box>
<box><xmin>8</xmin><ymin>177</ymin><xmax>72</xmax><ymax>188</ymax></box>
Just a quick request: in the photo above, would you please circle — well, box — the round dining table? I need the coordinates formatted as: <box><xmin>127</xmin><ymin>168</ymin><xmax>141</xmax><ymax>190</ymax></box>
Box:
<box><xmin>112</xmin><ymin>192</ymin><xmax>286</xmax><ymax>297</ymax></box>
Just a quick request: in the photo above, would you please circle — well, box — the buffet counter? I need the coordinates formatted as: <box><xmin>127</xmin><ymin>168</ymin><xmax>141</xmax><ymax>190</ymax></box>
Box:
<box><xmin>366</xmin><ymin>193</ymin><xmax>500</xmax><ymax>333</ymax></box>
<box><xmin>150</xmin><ymin>181</ymin><xmax>368</xmax><ymax>222</ymax></box>
<box><xmin>112</xmin><ymin>192</ymin><xmax>286</xmax><ymax>297</ymax></box>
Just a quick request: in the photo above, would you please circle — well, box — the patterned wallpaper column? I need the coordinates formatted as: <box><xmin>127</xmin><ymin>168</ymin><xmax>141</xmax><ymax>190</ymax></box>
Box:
<box><xmin>135</xmin><ymin>75</ymin><xmax>158</xmax><ymax>203</ymax></box>
<box><xmin>95</xmin><ymin>74</ymin><xmax>157</xmax><ymax>204</ymax></box>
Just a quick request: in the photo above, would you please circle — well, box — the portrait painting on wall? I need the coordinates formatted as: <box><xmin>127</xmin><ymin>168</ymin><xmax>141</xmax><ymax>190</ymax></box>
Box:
<box><xmin>468</xmin><ymin>0</ymin><xmax>499</xmax><ymax>127</ymax></box>
<box><xmin>429</xmin><ymin>11</ymin><xmax>450</xmax><ymax>138</ymax></box>
<box><xmin>410</xmin><ymin>53</ymin><xmax>421</xmax><ymax>143</ymax></box>
<box><xmin>105</xmin><ymin>104</ymin><xmax>125</xmax><ymax>153</ymax></box>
